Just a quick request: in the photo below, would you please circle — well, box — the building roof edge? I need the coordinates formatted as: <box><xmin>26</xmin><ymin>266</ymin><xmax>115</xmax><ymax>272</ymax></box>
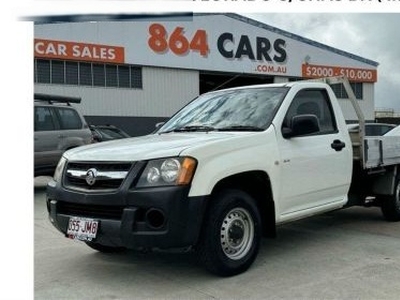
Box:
<box><xmin>195</xmin><ymin>13</ymin><xmax>378</xmax><ymax>67</ymax></box>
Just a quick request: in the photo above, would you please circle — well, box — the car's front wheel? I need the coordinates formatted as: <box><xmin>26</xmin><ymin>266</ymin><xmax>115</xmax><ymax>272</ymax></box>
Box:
<box><xmin>197</xmin><ymin>189</ymin><xmax>261</xmax><ymax>276</ymax></box>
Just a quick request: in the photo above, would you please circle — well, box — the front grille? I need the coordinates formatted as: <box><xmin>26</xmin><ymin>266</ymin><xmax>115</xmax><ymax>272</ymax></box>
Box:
<box><xmin>66</xmin><ymin>176</ymin><xmax>122</xmax><ymax>189</ymax></box>
<box><xmin>63</xmin><ymin>162</ymin><xmax>133</xmax><ymax>192</ymax></box>
<box><xmin>57</xmin><ymin>201</ymin><xmax>124</xmax><ymax>220</ymax></box>
<box><xmin>67</xmin><ymin>162</ymin><xmax>132</xmax><ymax>172</ymax></box>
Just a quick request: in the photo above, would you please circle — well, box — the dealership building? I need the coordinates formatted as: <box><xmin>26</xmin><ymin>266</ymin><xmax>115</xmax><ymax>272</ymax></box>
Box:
<box><xmin>34</xmin><ymin>13</ymin><xmax>378</xmax><ymax>136</ymax></box>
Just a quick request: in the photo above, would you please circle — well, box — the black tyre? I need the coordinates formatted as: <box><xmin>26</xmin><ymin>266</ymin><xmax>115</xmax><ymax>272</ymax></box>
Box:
<box><xmin>85</xmin><ymin>241</ymin><xmax>126</xmax><ymax>253</ymax></box>
<box><xmin>381</xmin><ymin>178</ymin><xmax>400</xmax><ymax>222</ymax></box>
<box><xmin>198</xmin><ymin>189</ymin><xmax>261</xmax><ymax>277</ymax></box>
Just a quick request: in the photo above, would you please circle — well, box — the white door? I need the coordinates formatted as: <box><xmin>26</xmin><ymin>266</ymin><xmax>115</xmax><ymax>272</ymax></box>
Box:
<box><xmin>275</xmin><ymin>88</ymin><xmax>352</xmax><ymax>220</ymax></box>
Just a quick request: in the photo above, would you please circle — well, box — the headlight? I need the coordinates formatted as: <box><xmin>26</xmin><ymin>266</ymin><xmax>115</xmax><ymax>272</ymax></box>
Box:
<box><xmin>53</xmin><ymin>156</ymin><xmax>67</xmax><ymax>182</ymax></box>
<box><xmin>147</xmin><ymin>166</ymin><xmax>161</xmax><ymax>184</ymax></box>
<box><xmin>161</xmin><ymin>158</ymin><xmax>181</xmax><ymax>183</ymax></box>
<box><xmin>137</xmin><ymin>157</ymin><xmax>197</xmax><ymax>188</ymax></box>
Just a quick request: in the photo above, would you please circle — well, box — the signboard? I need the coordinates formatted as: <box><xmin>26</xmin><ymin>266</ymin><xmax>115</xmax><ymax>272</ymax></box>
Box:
<box><xmin>302</xmin><ymin>64</ymin><xmax>377</xmax><ymax>83</ymax></box>
<box><xmin>34</xmin><ymin>38</ymin><xmax>125</xmax><ymax>64</ymax></box>
<box><xmin>34</xmin><ymin>15</ymin><xmax>377</xmax><ymax>82</ymax></box>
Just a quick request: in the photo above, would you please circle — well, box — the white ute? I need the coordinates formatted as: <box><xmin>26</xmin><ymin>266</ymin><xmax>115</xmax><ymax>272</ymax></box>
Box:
<box><xmin>46</xmin><ymin>77</ymin><xmax>400</xmax><ymax>276</ymax></box>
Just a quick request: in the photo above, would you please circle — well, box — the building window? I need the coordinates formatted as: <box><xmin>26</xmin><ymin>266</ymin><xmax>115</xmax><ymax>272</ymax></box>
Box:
<box><xmin>79</xmin><ymin>63</ymin><xmax>92</xmax><ymax>86</ymax></box>
<box><xmin>93</xmin><ymin>64</ymin><xmax>105</xmax><ymax>87</ymax></box>
<box><xmin>118</xmin><ymin>65</ymin><xmax>130</xmax><ymax>88</ymax></box>
<box><xmin>66</xmin><ymin>61</ymin><xmax>79</xmax><ymax>85</ymax></box>
<box><xmin>51</xmin><ymin>60</ymin><xmax>65</xmax><ymax>84</ymax></box>
<box><xmin>131</xmin><ymin>67</ymin><xmax>142</xmax><ymax>89</ymax></box>
<box><xmin>105</xmin><ymin>65</ymin><xmax>118</xmax><ymax>87</ymax></box>
<box><xmin>330</xmin><ymin>82</ymin><xmax>363</xmax><ymax>100</ymax></box>
<box><xmin>36</xmin><ymin>59</ymin><xmax>51</xmax><ymax>83</ymax></box>
<box><xmin>34</xmin><ymin>59</ymin><xmax>143</xmax><ymax>89</ymax></box>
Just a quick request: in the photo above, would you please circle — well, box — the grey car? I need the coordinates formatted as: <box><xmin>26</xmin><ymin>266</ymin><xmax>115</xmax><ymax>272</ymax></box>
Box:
<box><xmin>34</xmin><ymin>93</ymin><xmax>92</xmax><ymax>176</ymax></box>
<box><xmin>90</xmin><ymin>124</ymin><xmax>131</xmax><ymax>142</ymax></box>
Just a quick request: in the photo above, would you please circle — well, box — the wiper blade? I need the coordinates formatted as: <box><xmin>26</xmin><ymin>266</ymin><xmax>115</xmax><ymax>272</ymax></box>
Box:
<box><xmin>217</xmin><ymin>125</ymin><xmax>264</xmax><ymax>132</ymax></box>
<box><xmin>166</xmin><ymin>125</ymin><xmax>217</xmax><ymax>133</ymax></box>
<box><xmin>159</xmin><ymin>125</ymin><xmax>263</xmax><ymax>134</ymax></box>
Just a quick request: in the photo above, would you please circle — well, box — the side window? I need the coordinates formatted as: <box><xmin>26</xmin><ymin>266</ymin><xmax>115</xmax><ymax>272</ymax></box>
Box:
<box><xmin>366</xmin><ymin>125</ymin><xmax>394</xmax><ymax>136</ymax></box>
<box><xmin>34</xmin><ymin>107</ymin><xmax>56</xmax><ymax>131</ymax></box>
<box><xmin>283</xmin><ymin>89</ymin><xmax>337</xmax><ymax>135</ymax></box>
<box><xmin>56</xmin><ymin>108</ymin><xmax>83</xmax><ymax>130</ymax></box>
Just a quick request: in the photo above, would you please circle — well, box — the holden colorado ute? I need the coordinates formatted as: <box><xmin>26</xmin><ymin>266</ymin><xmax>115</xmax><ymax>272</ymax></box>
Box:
<box><xmin>46</xmin><ymin>77</ymin><xmax>400</xmax><ymax>276</ymax></box>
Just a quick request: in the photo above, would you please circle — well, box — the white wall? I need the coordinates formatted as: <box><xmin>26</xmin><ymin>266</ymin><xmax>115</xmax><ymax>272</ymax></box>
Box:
<box><xmin>34</xmin><ymin>66</ymin><xmax>199</xmax><ymax>118</ymax></box>
<box><xmin>338</xmin><ymin>83</ymin><xmax>375</xmax><ymax>121</ymax></box>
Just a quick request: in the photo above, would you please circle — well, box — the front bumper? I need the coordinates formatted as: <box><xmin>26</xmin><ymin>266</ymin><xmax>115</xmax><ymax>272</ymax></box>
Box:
<box><xmin>47</xmin><ymin>180</ymin><xmax>208</xmax><ymax>250</ymax></box>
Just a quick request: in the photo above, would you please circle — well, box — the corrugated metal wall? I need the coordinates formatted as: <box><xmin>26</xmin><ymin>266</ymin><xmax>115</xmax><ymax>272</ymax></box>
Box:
<box><xmin>34</xmin><ymin>66</ymin><xmax>200</xmax><ymax>136</ymax></box>
<box><xmin>34</xmin><ymin>66</ymin><xmax>199</xmax><ymax>118</ymax></box>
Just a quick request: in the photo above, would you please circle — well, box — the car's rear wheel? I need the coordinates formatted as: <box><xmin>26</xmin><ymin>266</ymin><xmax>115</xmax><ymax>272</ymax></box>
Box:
<box><xmin>381</xmin><ymin>177</ymin><xmax>400</xmax><ymax>222</ymax></box>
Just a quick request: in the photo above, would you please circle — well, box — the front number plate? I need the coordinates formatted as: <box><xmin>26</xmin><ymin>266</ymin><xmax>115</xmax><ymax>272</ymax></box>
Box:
<box><xmin>67</xmin><ymin>217</ymin><xmax>99</xmax><ymax>241</ymax></box>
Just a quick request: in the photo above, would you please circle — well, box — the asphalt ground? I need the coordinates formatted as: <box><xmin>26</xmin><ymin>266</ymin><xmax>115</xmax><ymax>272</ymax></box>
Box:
<box><xmin>34</xmin><ymin>176</ymin><xmax>400</xmax><ymax>300</ymax></box>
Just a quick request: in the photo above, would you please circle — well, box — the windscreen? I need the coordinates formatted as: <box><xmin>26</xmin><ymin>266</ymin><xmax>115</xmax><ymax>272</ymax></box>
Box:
<box><xmin>159</xmin><ymin>87</ymin><xmax>288</xmax><ymax>133</ymax></box>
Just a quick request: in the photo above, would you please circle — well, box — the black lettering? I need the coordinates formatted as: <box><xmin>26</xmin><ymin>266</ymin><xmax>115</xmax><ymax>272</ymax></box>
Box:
<box><xmin>92</xmin><ymin>222</ymin><xmax>97</xmax><ymax>234</ymax></box>
<box><xmin>256</xmin><ymin>37</ymin><xmax>272</xmax><ymax>61</ymax></box>
<box><xmin>85</xmin><ymin>222</ymin><xmax>92</xmax><ymax>233</ymax></box>
<box><xmin>217</xmin><ymin>32</ymin><xmax>234</xmax><ymax>58</ymax></box>
<box><xmin>273</xmin><ymin>39</ymin><xmax>287</xmax><ymax>63</ymax></box>
<box><xmin>235</xmin><ymin>35</ymin><xmax>255</xmax><ymax>60</ymax></box>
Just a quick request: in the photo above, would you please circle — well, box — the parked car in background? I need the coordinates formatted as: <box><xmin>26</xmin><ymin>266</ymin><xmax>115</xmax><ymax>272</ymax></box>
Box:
<box><xmin>347</xmin><ymin>122</ymin><xmax>396</xmax><ymax>136</ymax></box>
<box><xmin>90</xmin><ymin>124</ymin><xmax>131</xmax><ymax>142</ymax></box>
<box><xmin>384</xmin><ymin>124</ymin><xmax>400</xmax><ymax>136</ymax></box>
<box><xmin>34</xmin><ymin>93</ymin><xmax>93</xmax><ymax>176</ymax></box>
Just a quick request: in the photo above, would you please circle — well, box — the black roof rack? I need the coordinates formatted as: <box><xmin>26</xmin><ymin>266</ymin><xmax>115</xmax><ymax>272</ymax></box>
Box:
<box><xmin>34</xmin><ymin>93</ymin><xmax>81</xmax><ymax>105</ymax></box>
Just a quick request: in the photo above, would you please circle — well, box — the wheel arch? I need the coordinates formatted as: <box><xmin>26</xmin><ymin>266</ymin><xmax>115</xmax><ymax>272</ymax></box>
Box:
<box><xmin>208</xmin><ymin>171</ymin><xmax>276</xmax><ymax>238</ymax></box>
<box><xmin>380</xmin><ymin>165</ymin><xmax>400</xmax><ymax>222</ymax></box>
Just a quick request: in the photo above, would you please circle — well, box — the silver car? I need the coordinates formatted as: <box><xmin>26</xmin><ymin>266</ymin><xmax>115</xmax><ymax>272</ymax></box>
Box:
<box><xmin>384</xmin><ymin>124</ymin><xmax>400</xmax><ymax>136</ymax></box>
<box><xmin>347</xmin><ymin>123</ymin><xmax>397</xmax><ymax>136</ymax></box>
<box><xmin>34</xmin><ymin>93</ymin><xmax>93</xmax><ymax>176</ymax></box>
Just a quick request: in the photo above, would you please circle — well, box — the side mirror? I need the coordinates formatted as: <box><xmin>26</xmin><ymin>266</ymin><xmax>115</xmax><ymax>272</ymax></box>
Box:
<box><xmin>282</xmin><ymin>114</ymin><xmax>320</xmax><ymax>138</ymax></box>
<box><xmin>155</xmin><ymin>122</ymin><xmax>165</xmax><ymax>130</ymax></box>
<box><xmin>91</xmin><ymin>132</ymin><xmax>101</xmax><ymax>142</ymax></box>
<box><xmin>152</xmin><ymin>122</ymin><xmax>166</xmax><ymax>134</ymax></box>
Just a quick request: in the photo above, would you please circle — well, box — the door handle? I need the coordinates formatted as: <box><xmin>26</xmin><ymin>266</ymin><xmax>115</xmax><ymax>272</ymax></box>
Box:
<box><xmin>331</xmin><ymin>139</ymin><xmax>346</xmax><ymax>151</ymax></box>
